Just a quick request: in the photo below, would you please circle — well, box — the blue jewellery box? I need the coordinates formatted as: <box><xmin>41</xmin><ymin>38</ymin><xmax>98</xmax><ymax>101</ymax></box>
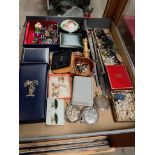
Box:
<box><xmin>22</xmin><ymin>48</ymin><xmax>49</xmax><ymax>64</ymax></box>
<box><xmin>19</xmin><ymin>64</ymin><xmax>48</xmax><ymax>123</ymax></box>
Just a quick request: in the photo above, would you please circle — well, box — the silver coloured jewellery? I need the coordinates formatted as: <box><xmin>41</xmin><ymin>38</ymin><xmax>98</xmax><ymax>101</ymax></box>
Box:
<box><xmin>94</xmin><ymin>93</ymin><xmax>110</xmax><ymax>111</ymax></box>
<box><xmin>65</xmin><ymin>104</ymin><xmax>81</xmax><ymax>122</ymax></box>
<box><xmin>80</xmin><ymin>107</ymin><xmax>99</xmax><ymax>125</ymax></box>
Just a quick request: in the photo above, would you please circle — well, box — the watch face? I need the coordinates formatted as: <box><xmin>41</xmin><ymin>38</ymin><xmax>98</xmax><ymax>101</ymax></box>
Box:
<box><xmin>65</xmin><ymin>104</ymin><xmax>81</xmax><ymax>122</ymax></box>
<box><xmin>80</xmin><ymin>107</ymin><xmax>99</xmax><ymax>125</ymax></box>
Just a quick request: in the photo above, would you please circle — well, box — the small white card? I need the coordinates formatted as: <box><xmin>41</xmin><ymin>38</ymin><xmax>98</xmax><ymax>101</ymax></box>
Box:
<box><xmin>46</xmin><ymin>99</ymin><xmax>64</xmax><ymax>125</ymax></box>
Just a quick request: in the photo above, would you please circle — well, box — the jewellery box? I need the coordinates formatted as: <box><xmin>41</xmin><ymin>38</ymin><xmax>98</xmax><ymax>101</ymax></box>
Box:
<box><xmin>72</xmin><ymin>76</ymin><xmax>93</xmax><ymax>106</ymax></box>
<box><xmin>105</xmin><ymin>64</ymin><xmax>133</xmax><ymax>90</ymax></box>
<box><xmin>19</xmin><ymin>64</ymin><xmax>48</xmax><ymax>123</ymax></box>
<box><xmin>22</xmin><ymin>48</ymin><xmax>49</xmax><ymax>64</ymax></box>
<box><xmin>51</xmin><ymin>50</ymin><xmax>72</xmax><ymax>70</ymax></box>
<box><xmin>60</xmin><ymin>33</ymin><xmax>83</xmax><ymax>49</ymax></box>
<box><xmin>110</xmin><ymin>90</ymin><xmax>135</xmax><ymax>122</ymax></box>
<box><xmin>23</xmin><ymin>20</ymin><xmax>59</xmax><ymax>50</ymax></box>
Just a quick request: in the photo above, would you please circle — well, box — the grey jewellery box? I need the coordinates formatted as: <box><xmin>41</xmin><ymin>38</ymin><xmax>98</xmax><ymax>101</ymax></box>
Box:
<box><xmin>72</xmin><ymin>76</ymin><xmax>93</xmax><ymax>106</ymax></box>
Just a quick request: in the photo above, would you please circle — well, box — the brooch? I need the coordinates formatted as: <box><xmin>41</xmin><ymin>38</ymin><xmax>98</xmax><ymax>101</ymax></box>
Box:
<box><xmin>24</xmin><ymin>80</ymin><xmax>38</xmax><ymax>97</ymax></box>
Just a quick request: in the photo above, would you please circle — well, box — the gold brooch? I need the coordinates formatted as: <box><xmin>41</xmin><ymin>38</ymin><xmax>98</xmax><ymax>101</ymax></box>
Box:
<box><xmin>24</xmin><ymin>80</ymin><xmax>38</xmax><ymax>97</ymax></box>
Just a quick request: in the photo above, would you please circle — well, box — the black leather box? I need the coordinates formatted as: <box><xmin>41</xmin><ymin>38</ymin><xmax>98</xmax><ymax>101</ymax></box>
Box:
<box><xmin>22</xmin><ymin>48</ymin><xmax>49</xmax><ymax>64</ymax></box>
<box><xmin>19</xmin><ymin>64</ymin><xmax>48</xmax><ymax>123</ymax></box>
<box><xmin>51</xmin><ymin>50</ymin><xmax>72</xmax><ymax>70</ymax></box>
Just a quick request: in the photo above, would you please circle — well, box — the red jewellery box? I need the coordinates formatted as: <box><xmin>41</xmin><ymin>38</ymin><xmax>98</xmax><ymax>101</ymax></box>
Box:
<box><xmin>105</xmin><ymin>65</ymin><xmax>133</xmax><ymax>90</ymax></box>
<box><xmin>23</xmin><ymin>20</ymin><xmax>59</xmax><ymax>50</ymax></box>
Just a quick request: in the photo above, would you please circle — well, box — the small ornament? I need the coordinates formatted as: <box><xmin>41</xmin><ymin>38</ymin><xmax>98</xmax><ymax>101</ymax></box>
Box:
<box><xmin>35</xmin><ymin>22</ymin><xmax>42</xmax><ymax>31</ymax></box>
<box><xmin>83</xmin><ymin>38</ymin><xmax>90</xmax><ymax>58</ymax></box>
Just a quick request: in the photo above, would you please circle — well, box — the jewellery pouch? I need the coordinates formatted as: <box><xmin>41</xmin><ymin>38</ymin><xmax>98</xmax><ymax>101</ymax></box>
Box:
<box><xmin>19</xmin><ymin>64</ymin><xmax>48</xmax><ymax>123</ymax></box>
<box><xmin>60</xmin><ymin>33</ymin><xmax>83</xmax><ymax>49</ymax></box>
<box><xmin>22</xmin><ymin>48</ymin><xmax>49</xmax><ymax>64</ymax></box>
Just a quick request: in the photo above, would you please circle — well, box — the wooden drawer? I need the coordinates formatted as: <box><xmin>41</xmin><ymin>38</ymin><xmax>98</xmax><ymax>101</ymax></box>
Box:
<box><xmin>19</xmin><ymin>16</ymin><xmax>135</xmax><ymax>154</ymax></box>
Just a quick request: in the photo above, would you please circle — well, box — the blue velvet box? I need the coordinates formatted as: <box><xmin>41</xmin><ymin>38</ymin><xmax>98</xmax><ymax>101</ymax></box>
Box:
<box><xmin>22</xmin><ymin>48</ymin><xmax>49</xmax><ymax>64</ymax></box>
<box><xmin>19</xmin><ymin>64</ymin><xmax>48</xmax><ymax>123</ymax></box>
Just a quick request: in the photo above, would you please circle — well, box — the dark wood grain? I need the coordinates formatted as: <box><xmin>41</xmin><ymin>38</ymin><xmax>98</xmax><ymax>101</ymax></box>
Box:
<box><xmin>109</xmin><ymin>132</ymin><xmax>135</xmax><ymax>147</ymax></box>
<box><xmin>103</xmin><ymin>0</ymin><xmax>128</xmax><ymax>25</ymax></box>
